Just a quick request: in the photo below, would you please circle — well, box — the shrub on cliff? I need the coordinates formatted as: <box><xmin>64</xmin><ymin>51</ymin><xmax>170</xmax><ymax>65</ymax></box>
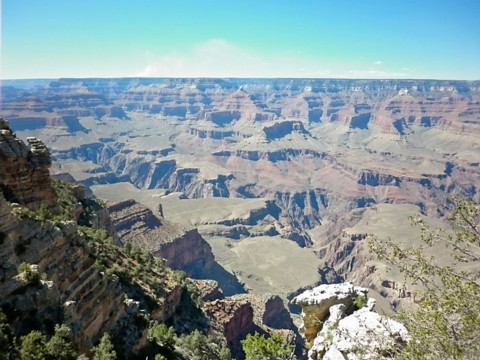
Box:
<box><xmin>369</xmin><ymin>198</ymin><xmax>480</xmax><ymax>359</ymax></box>
<box><xmin>241</xmin><ymin>332</ymin><xmax>293</xmax><ymax>360</ymax></box>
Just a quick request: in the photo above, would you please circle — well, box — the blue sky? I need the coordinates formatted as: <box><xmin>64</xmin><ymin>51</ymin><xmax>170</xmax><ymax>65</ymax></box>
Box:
<box><xmin>2</xmin><ymin>0</ymin><xmax>479</xmax><ymax>79</ymax></box>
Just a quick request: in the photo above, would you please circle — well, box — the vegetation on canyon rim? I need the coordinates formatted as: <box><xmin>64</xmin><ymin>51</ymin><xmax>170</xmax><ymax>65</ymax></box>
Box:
<box><xmin>369</xmin><ymin>198</ymin><xmax>480</xmax><ymax>359</ymax></box>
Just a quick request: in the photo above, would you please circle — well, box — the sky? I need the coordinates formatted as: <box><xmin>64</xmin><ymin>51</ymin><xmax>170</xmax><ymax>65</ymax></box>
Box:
<box><xmin>1</xmin><ymin>0</ymin><xmax>480</xmax><ymax>80</ymax></box>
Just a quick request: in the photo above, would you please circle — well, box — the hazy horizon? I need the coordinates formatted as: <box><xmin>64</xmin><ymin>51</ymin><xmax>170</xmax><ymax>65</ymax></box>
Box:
<box><xmin>2</xmin><ymin>0</ymin><xmax>480</xmax><ymax>80</ymax></box>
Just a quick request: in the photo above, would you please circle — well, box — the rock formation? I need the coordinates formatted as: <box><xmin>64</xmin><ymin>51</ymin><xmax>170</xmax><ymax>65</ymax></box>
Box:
<box><xmin>3</xmin><ymin>77</ymin><xmax>480</xmax><ymax>311</ymax></box>
<box><xmin>106</xmin><ymin>199</ymin><xmax>246</xmax><ymax>295</ymax></box>
<box><xmin>0</xmin><ymin>119</ymin><xmax>57</xmax><ymax>211</ymax></box>
<box><xmin>292</xmin><ymin>283</ymin><xmax>409</xmax><ymax>359</ymax></box>
<box><xmin>0</xmin><ymin>126</ymin><xmax>213</xmax><ymax>357</ymax></box>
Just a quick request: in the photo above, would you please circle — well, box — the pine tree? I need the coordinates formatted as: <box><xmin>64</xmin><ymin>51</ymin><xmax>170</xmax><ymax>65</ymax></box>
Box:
<box><xmin>92</xmin><ymin>333</ymin><xmax>116</xmax><ymax>360</ymax></box>
<box><xmin>19</xmin><ymin>331</ymin><xmax>47</xmax><ymax>360</ymax></box>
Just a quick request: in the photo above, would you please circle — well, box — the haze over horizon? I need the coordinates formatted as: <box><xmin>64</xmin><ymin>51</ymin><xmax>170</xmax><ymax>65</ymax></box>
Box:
<box><xmin>2</xmin><ymin>0</ymin><xmax>480</xmax><ymax>80</ymax></box>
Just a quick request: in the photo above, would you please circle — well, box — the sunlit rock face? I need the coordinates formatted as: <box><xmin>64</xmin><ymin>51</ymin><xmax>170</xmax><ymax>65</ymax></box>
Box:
<box><xmin>292</xmin><ymin>283</ymin><xmax>409</xmax><ymax>360</ymax></box>
<box><xmin>0</xmin><ymin>119</ymin><xmax>57</xmax><ymax>212</ymax></box>
<box><xmin>2</xmin><ymin>78</ymin><xmax>479</xmax><ymax>305</ymax></box>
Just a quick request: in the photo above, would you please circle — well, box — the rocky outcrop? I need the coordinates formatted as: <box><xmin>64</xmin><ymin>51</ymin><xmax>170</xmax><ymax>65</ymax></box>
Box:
<box><xmin>204</xmin><ymin>298</ymin><xmax>255</xmax><ymax>357</ymax></box>
<box><xmin>292</xmin><ymin>283</ymin><xmax>409</xmax><ymax>359</ymax></box>
<box><xmin>153</xmin><ymin>228</ymin><xmax>216</xmax><ymax>276</ymax></box>
<box><xmin>0</xmin><ymin>119</ymin><xmax>57</xmax><ymax>211</ymax></box>
<box><xmin>206</xmin><ymin>88</ymin><xmax>276</xmax><ymax>125</ymax></box>
<box><xmin>107</xmin><ymin>199</ymin><xmax>214</xmax><ymax>275</ymax></box>
<box><xmin>188</xmin><ymin>127</ymin><xmax>235</xmax><ymax>140</ymax></box>
<box><xmin>107</xmin><ymin>199</ymin><xmax>245</xmax><ymax>295</ymax></box>
<box><xmin>213</xmin><ymin>148</ymin><xmax>326</xmax><ymax>162</ymax></box>
<box><xmin>193</xmin><ymin>279</ymin><xmax>224</xmax><ymax>301</ymax></box>
<box><xmin>0</xmin><ymin>130</ymin><xmax>188</xmax><ymax>356</ymax></box>
<box><xmin>0</xmin><ymin>194</ymin><xmax>124</xmax><ymax>351</ymax></box>
<box><xmin>232</xmin><ymin>293</ymin><xmax>295</xmax><ymax>331</ymax></box>
<box><xmin>262</xmin><ymin>120</ymin><xmax>310</xmax><ymax>141</ymax></box>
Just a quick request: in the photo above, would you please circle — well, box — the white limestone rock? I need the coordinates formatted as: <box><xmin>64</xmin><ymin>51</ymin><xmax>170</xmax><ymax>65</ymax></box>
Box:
<box><xmin>292</xmin><ymin>282</ymin><xmax>409</xmax><ymax>360</ymax></box>
<box><xmin>292</xmin><ymin>282</ymin><xmax>367</xmax><ymax>306</ymax></box>
<box><xmin>292</xmin><ymin>282</ymin><xmax>368</xmax><ymax>346</ymax></box>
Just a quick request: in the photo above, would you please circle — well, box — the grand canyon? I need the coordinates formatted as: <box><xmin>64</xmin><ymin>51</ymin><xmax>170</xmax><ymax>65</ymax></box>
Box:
<box><xmin>1</xmin><ymin>77</ymin><xmax>479</xmax><ymax>358</ymax></box>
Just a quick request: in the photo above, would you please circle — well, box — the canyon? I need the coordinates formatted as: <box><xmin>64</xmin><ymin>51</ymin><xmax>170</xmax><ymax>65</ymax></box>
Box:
<box><xmin>2</xmin><ymin>77</ymin><xmax>480</xmax><ymax>312</ymax></box>
<box><xmin>0</xmin><ymin>121</ymin><xmax>297</xmax><ymax>358</ymax></box>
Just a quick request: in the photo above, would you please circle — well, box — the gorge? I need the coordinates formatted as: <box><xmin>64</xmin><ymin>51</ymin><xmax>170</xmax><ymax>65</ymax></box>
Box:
<box><xmin>1</xmin><ymin>77</ymin><xmax>479</xmax><ymax>358</ymax></box>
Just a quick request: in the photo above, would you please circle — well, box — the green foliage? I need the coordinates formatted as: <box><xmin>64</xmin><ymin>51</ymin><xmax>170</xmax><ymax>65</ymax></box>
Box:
<box><xmin>173</xmin><ymin>270</ymin><xmax>186</xmax><ymax>284</ymax></box>
<box><xmin>148</xmin><ymin>324</ymin><xmax>176</xmax><ymax>351</ymax></box>
<box><xmin>92</xmin><ymin>333</ymin><xmax>116</xmax><ymax>360</ymax></box>
<box><xmin>147</xmin><ymin>322</ymin><xmax>231</xmax><ymax>360</ymax></box>
<box><xmin>369</xmin><ymin>198</ymin><xmax>480</xmax><ymax>359</ymax></box>
<box><xmin>11</xmin><ymin>206</ymin><xmax>36</xmax><ymax>220</ymax></box>
<box><xmin>353</xmin><ymin>294</ymin><xmax>367</xmax><ymax>309</ymax></box>
<box><xmin>45</xmin><ymin>324</ymin><xmax>77</xmax><ymax>360</ymax></box>
<box><xmin>51</xmin><ymin>179</ymin><xmax>78</xmax><ymax>221</ymax></box>
<box><xmin>36</xmin><ymin>204</ymin><xmax>52</xmax><ymax>222</ymax></box>
<box><xmin>11</xmin><ymin>204</ymin><xmax>52</xmax><ymax>222</ymax></box>
<box><xmin>17</xmin><ymin>262</ymin><xmax>44</xmax><ymax>284</ymax></box>
<box><xmin>241</xmin><ymin>332</ymin><xmax>293</xmax><ymax>360</ymax></box>
<box><xmin>19</xmin><ymin>331</ymin><xmax>47</xmax><ymax>360</ymax></box>
<box><xmin>0</xmin><ymin>310</ymin><xmax>17</xmax><ymax>360</ymax></box>
<box><xmin>1</xmin><ymin>312</ymin><xmax>78</xmax><ymax>360</ymax></box>
<box><xmin>176</xmin><ymin>330</ymin><xmax>231</xmax><ymax>360</ymax></box>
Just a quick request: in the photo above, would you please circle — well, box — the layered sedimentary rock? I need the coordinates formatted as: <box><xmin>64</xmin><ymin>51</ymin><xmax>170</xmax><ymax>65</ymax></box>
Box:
<box><xmin>107</xmin><ymin>199</ymin><xmax>214</xmax><ymax>275</ymax></box>
<box><xmin>0</xmin><ymin>119</ymin><xmax>57</xmax><ymax>211</ymax></box>
<box><xmin>106</xmin><ymin>199</ymin><xmax>245</xmax><ymax>295</ymax></box>
<box><xmin>3</xmin><ymin>78</ymin><xmax>480</xmax><ymax>308</ymax></box>
<box><xmin>0</xmin><ymin>128</ymin><xmax>186</xmax><ymax>354</ymax></box>
<box><xmin>0</xmin><ymin>158</ymin><xmax>126</xmax><ymax>352</ymax></box>
<box><xmin>204</xmin><ymin>298</ymin><xmax>255</xmax><ymax>356</ymax></box>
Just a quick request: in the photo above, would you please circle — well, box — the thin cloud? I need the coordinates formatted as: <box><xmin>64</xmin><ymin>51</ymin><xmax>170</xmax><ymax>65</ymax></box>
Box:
<box><xmin>373</xmin><ymin>60</ymin><xmax>383</xmax><ymax>65</ymax></box>
<box><xmin>136</xmin><ymin>39</ymin><xmax>411</xmax><ymax>79</ymax></box>
<box><xmin>347</xmin><ymin>69</ymin><xmax>409</xmax><ymax>78</ymax></box>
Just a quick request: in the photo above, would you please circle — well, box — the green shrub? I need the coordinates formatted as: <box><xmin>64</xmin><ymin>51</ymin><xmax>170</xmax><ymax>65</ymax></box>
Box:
<box><xmin>369</xmin><ymin>198</ymin><xmax>480</xmax><ymax>359</ymax></box>
<box><xmin>20</xmin><ymin>331</ymin><xmax>47</xmax><ymax>360</ymax></box>
<box><xmin>45</xmin><ymin>325</ymin><xmax>77</xmax><ymax>360</ymax></box>
<box><xmin>353</xmin><ymin>294</ymin><xmax>367</xmax><ymax>309</ymax></box>
<box><xmin>51</xmin><ymin>179</ymin><xmax>79</xmax><ymax>222</ymax></box>
<box><xmin>241</xmin><ymin>332</ymin><xmax>293</xmax><ymax>360</ymax></box>
<box><xmin>92</xmin><ymin>333</ymin><xmax>116</xmax><ymax>360</ymax></box>
<box><xmin>18</xmin><ymin>262</ymin><xmax>43</xmax><ymax>284</ymax></box>
<box><xmin>0</xmin><ymin>309</ymin><xmax>17</xmax><ymax>359</ymax></box>
<box><xmin>12</xmin><ymin>206</ymin><xmax>36</xmax><ymax>220</ymax></box>
<box><xmin>148</xmin><ymin>324</ymin><xmax>176</xmax><ymax>351</ymax></box>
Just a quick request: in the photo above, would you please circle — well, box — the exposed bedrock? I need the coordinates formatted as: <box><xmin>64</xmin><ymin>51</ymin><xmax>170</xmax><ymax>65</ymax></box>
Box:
<box><xmin>188</xmin><ymin>127</ymin><xmax>235</xmax><ymax>140</ymax></box>
<box><xmin>204</xmin><ymin>298</ymin><xmax>255</xmax><ymax>357</ymax></box>
<box><xmin>213</xmin><ymin>148</ymin><xmax>326</xmax><ymax>162</ymax></box>
<box><xmin>358</xmin><ymin>169</ymin><xmax>401</xmax><ymax>187</ymax></box>
<box><xmin>292</xmin><ymin>283</ymin><xmax>409</xmax><ymax>360</ymax></box>
<box><xmin>0</xmin><ymin>119</ymin><xmax>57</xmax><ymax>212</ymax></box>
<box><xmin>107</xmin><ymin>199</ymin><xmax>245</xmax><ymax>295</ymax></box>
<box><xmin>262</xmin><ymin>120</ymin><xmax>310</xmax><ymax>140</ymax></box>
